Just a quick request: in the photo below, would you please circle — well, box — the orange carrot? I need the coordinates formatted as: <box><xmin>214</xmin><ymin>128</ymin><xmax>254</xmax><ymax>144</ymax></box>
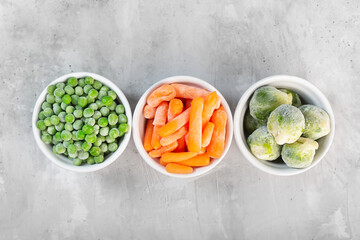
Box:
<box><xmin>147</xmin><ymin>84</ymin><xmax>176</xmax><ymax>107</ymax></box>
<box><xmin>144</xmin><ymin>119</ymin><xmax>154</xmax><ymax>152</ymax></box>
<box><xmin>149</xmin><ymin>141</ymin><xmax>178</xmax><ymax>158</ymax></box>
<box><xmin>201</xmin><ymin>122</ymin><xmax>214</xmax><ymax>148</ymax></box>
<box><xmin>202</xmin><ymin>91</ymin><xmax>218</xmax><ymax>127</ymax></box>
<box><xmin>174</xmin><ymin>136</ymin><xmax>186</xmax><ymax>152</ymax></box>
<box><xmin>161</xmin><ymin>152</ymin><xmax>198</xmax><ymax>163</ymax></box>
<box><xmin>171</xmin><ymin>83</ymin><xmax>209</xmax><ymax>99</ymax></box>
<box><xmin>153</xmin><ymin>101</ymin><xmax>169</xmax><ymax>126</ymax></box>
<box><xmin>184</xmin><ymin>133</ymin><xmax>189</xmax><ymax>147</ymax></box>
<box><xmin>178</xmin><ymin>153</ymin><xmax>210</xmax><ymax>167</ymax></box>
<box><xmin>207</xmin><ymin>109</ymin><xmax>227</xmax><ymax>158</ymax></box>
<box><xmin>188</xmin><ymin>97</ymin><xmax>204</xmax><ymax>152</ymax></box>
<box><xmin>151</xmin><ymin>125</ymin><xmax>162</xmax><ymax>150</ymax></box>
<box><xmin>199</xmin><ymin>146</ymin><xmax>206</xmax><ymax>154</ymax></box>
<box><xmin>159</xmin><ymin>108</ymin><xmax>191</xmax><ymax>137</ymax></box>
<box><xmin>168</xmin><ymin>99</ymin><xmax>184</xmax><ymax>122</ymax></box>
<box><xmin>160</xmin><ymin>126</ymin><xmax>187</xmax><ymax>146</ymax></box>
<box><xmin>143</xmin><ymin>105</ymin><xmax>156</xmax><ymax>119</ymax></box>
<box><xmin>159</xmin><ymin>158</ymin><xmax>168</xmax><ymax>166</ymax></box>
<box><xmin>166</xmin><ymin>163</ymin><xmax>193</xmax><ymax>174</ymax></box>
<box><xmin>185</xmin><ymin>99</ymin><xmax>192</xmax><ymax>109</ymax></box>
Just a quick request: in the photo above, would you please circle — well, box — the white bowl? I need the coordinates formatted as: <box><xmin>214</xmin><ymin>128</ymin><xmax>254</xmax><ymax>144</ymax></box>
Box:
<box><xmin>234</xmin><ymin>75</ymin><xmax>335</xmax><ymax>176</ymax></box>
<box><xmin>133</xmin><ymin>76</ymin><xmax>233</xmax><ymax>178</ymax></box>
<box><xmin>32</xmin><ymin>72</ymin><xmax>132</xmax><ymax>172</ymax></box>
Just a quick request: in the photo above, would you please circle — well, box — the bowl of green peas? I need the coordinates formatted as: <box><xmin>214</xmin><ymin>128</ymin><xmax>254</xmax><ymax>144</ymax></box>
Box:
<box><xmin>32</xmin><ymin>72</ymin><xmax>132</xmax><ymax>172</ymax></box>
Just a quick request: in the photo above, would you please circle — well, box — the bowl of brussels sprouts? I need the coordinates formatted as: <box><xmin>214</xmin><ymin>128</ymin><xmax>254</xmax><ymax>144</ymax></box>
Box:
<box><xmin>234</xmin><ymin>75</ymin><xmax>335</xmax><ymax>176</ymax></box>
<box><xmin>32</xmin><ymin>72</ymin><xmax>132</xmax><ymax>172</ymax></box>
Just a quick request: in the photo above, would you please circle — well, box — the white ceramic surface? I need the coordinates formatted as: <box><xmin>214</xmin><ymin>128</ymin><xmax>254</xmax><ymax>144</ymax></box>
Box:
<box><xmin>133</xmin><ymin>76</ymin><xmax>233</xmax><ymax>178</ymax></box>
<box><xmin>234</xmin><ymin>75</ymin><xmax>335</xmax><ymax>176</ymax></box>
<box><xmin>32</xmin><ymin>72</ymin><xmax>132</xmax><ymax>172</ymax></box>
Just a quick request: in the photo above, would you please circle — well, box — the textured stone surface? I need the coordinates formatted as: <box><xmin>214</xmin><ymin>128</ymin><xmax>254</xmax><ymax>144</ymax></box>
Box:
<box><xmin>1</xmin><ymin>0</ymin><xmax>359</xmax><ymax>239</ymax></box>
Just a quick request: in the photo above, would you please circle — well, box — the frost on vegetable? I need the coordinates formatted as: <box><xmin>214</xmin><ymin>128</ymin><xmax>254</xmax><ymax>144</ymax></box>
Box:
<box><xmin>247</xmin><ymin>126</ymin><xmax>281</xmax><ymax>161</ymax></box>
<box><xmin>281</xmin><ymin>137</ymin><xmax>319</xmax><ymax>168</ymax></box>
<box><xmin>267</xmin><ymin>104</ymin><xmax>305</xmax><ymax>145</ymax></box>
<box><xmin>299</xmin><ymin>105</ymin><xmax>331</xmax><ymax>140</ymax></box>
<box><xmin>249</xmin><ymin>86</ymin><xmax>292</xmax><ymax>121</ymax></box>
<box><xmin>279</xmin><ymin>89</ymin><xmax>302</xmax><ymax>107</ymax></box>
<box><xmin>244</xmin><ymin>110</ymin><xmax>265</xmax><ymax>134</ymax></box>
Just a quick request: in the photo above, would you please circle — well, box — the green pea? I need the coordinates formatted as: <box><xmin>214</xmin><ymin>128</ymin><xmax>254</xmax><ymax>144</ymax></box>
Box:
<box><xmin>38</xmin><ymin>111</ymin><xmax>46</xmax><ymax>120</ymax></box>
<box><xmin>64</xmin><ymin>85</ymin><xmax>75</xmax><ymax>95</ymax></box>
<box><xmin>94</xmin><ymin>155</ymin><xmax>104</xmax><ymax>163</ymax></box>
<box><xmin>93</xmin><ymin>80</ymin><xmax>102</xmax><ymax>90</ymax></box>
<box><xmin>53</xmin><ymin>132</ymin><xmax>62</xmax><ymax>142</ymax></box>
<box><xmin>108</xmin><ymin>113</ymin><xmax>118</xmax><ymax>126</ymax></box>
<box><xmin>109</xmin><ymin>128</ymin><xmax>119</xmax><ymax>139</ymax></box>
<box><xmin>55</xmin><ymin>143</ymin><xmax>66</xmax><ymax>153</ymax></box>
<box><xmin>118</xmin><ymin>123</ymin><xmax>129</xmax><ymax>133</ymax></box>
<box><xmin>47</xmin><ymin>126</ymin><xmax>56</xmax><ymax>135</ymax></box>
<box><xmin>90</xmin><ymin>146</ymin><xmax>101</xmax><ymax>156</ymax></box>
<box><xmin>78</xmin><ymin>150</ymin><xmax>89</xmax><ymax>160</ymax></box>
<box><xmin>54</xmin><ymin>88</ymin><xmax>65</xmax><ymax>98</ymax></box>
<box><xmin>52</xmin><ymin>145</ymin><xmax>58</xmax><ymax>154</ymax></box>
<box><xmin>66</xmin><ymin>106</ymin><xmax>74</xmax><ymax>114</ymax></box>
<box><xmin>98</xmin><ymin>91</ymin><xmax>107</xmax><ymax>101</ymax></box>
<box><xmin>106</xmin><ymin>135</ymin><xmax>115</xmax><ymax>143</ymax></box>
<box><xmin>47</xmin><ymin>85</ymin><xmax>56</xmax><ymax>94</ymax></box>
<box><xmin>60</xmin><ymin>102</ymin><xmax>67</xmax><ymax>110</ymax></box>
<box><xmin>36</xmin><ymin>120</ymin><xmax>46</xmax><ymax>130</ymax></box>
<box><xmin>74</xmin><ymin>141</ymin><xmax>82</xmax><ymax>151</ymax></box>
<box><xmin>67</xmin><ymin>77</ymin><xmax>78</xmax><ymax>87</ymax></box>
<box><xmin>50</xmin><ymin>115</ymin><xmax>60</xmax><ymax>125</ymax></box>
<box><xmin>89</xmin><ymin>103</ymin><xmax>98</xmax><ymax>111</ymax></box>
<box><xmin>55</xmin><ymin>96</ymin><xmax>62</xmax><ymax>103</ymax></box>
<box><xmin>87</xmin><ymin>118</ymin><xmax>96</xmax><ymax>126</ymax></box>
<box><xmin>41</xmin><ymin>133</ymin><xmax>52</xmax><ymax>144</ymax></box>
<box><xmin>108</xmin><ymin>90</ymin><xmax>117</xmax><ymax>100</ymax></box>
<box><xmin>78</xmin><ymin>78</ymin><xmax>85</xmax><ymax>87</ymax></box>
<box><xmin>94</xmin><ymin>137</ymin><xmax>102</xmax><ymax>147</ymax></box>
<box><xmin>78</xmin><ymin>97</ymin><xmax>87</xmax><ymax>107</ymax></box>
<box><xmin>46</xmin><ymin>94</ymin><xmax>55</xmax><ymax>104</ymax></box>
<box><xmin>67</xmin><ymin>144</ymin><xmax>77</xmax><ymax>154</ymax></box>
<box><xmin>93</xmin><ymin>111</ymin><xmax>101</xmax><ymax>120</ymax></box>
<box><xmin>82</xmin><ymin>141</ymin><xmax>92</xmax><ymax>151</ymax></box>
<box><xmin>85</xmin><ymin>134</ymin><xmax>97</xmax><ymax>143</ymax></box>
<box><xmin>73</xmin><ymin>120</ymin><xmax>83</xmax><ymax>130</ymax></box>
<box><xmin>115</xmin><ymin>104</ymin><xmax>125</xmax><ymax>114</ymax></box>
<box><xmin>82</xmin><ymin>124</ymin><xmax>94</xmax><ymax>134</ymax></box>
<box><xmin>75</xmin><ymin>86</ymin><xmax>83</xmax><ymax>96</ymax></box>
<box><xmin>62</xmin><ymin>94</ymin><xmax>72</xmax><ymax>104</ymax></box>
<box><xmin>108</xmin><ymin>142</ymin><xmax>118</xmax><ymax>152</ymax></box>
<box><xmin>102</xmin><ymin>96</ymin><xmax>113</xmax><ymax>106</ymax></box>
<box><xmin>84</xmin><ymin>76</ymin><xmax>94</xmax><ymax>85</ymax></box>
<box><xmin>56</xmin><ymin>82</ymin><xmax>65</xmax><ymax>89</ymax></box>
<box><xmin>76</xmin><ymin>130</ymin><xmax>85</xmax><ymax>140</ymax></box>
<box><xmin>100</xmin><ymin>143</ymin><xmax>108</xmax><ymax>153</ymax></box>
<box><xmin>63</xmin><ymin>140</ymin><xmax>71</xmax><ymax>148</ymax></box>
<box><xmin>118</xmin><ymin>114</ymin><xmax>128</xmax><ymax>123</ymax></box>
<box><xmin>108</xmin><ymin>102</ymin><xmax>116</xmax><ymax>111</ymax></box>
<box><xmin>44</xmin><ymin>117</ymin><xmax>51</xmax><ymax>126</ymax></box>
<box><xmin>98</xmin><ymin>117</ymin><xmax>108</xmax><ymax>127</ymax></box>
<box><xmin>72</xmin><ymin>131</ymin><xmax>78</xmax><ymax>141</ymax></box>
<box><xmin>87</xmin><ymin>95</ymin><xmax>95</xmax><ymax>104</ymax></box>
<box><xmin>64</xmin><ymin>123</ymin><xmax>74</xmax><ymax>131</ymax></box>
<box><xmin>88</xmin><ymin>89</ymin><xmax>98</xmax><ymax>99</ymax></box>
<box><xmin>42</xmin><ymin>101</ymin><xmax>51</xmax><ymax>110</ymax></box>
<box><xmin>61</xmin><ymin>130</ymin><xmax>72</xmax><ymax>141</ymax></box>
<box><xmin>100</xmin><ymin>86</ymin><xmax>109</xmax><ymax>92</ymax></box>
<box><xmin>65</xmin><ymin>114</ymin><xmax>75</xmax><ymax>123</ymax></box>
<box><xmin>100</xmin><ymin>127</ymin><xmax>109</xmax><ymax>136</ymax></box>
<box><xmin>84</xmin><ymin>85</ymin><xmax>93</xmax><ymax>94</ymax></box>
<box><xmin>71</xmin><ymin>95</ymin><xmax>79</xmax><ymax>105</ymax></box>
<box><xmin>69</xmin><ymin>152</ymin><xmax>78</xmax><ymax>159</ymax></box>
<box><xmin>83</xmin><ymin>108</ymin><xmax>94</xmax><ymax>118</ymax></box>
<box><xmin>73</xmin><ymin>158</ymin><xmax>82</xmax><ymax>166</ymax></box>
<box><xmin>58</xmin><ymin>112</ymin><xmax>66</xmax><ymax>122</ymax></box>
<box><xmin>53</xmin><ymin>104</ymin><xmax>62</xmax><ymax>115</ymax></box>
<box><xmin>98</xmin><ymin>135</ymin><xmax>105</xmax><ymax>142</ymax></box>
<box><xmin>43</xmin><ymin>108</ymin><xmax>53</xmax><ymax>117</ymax></box>
<box><xmin>55</xmin><ymin>122</ymin><xmax>64</xmax><ymax>131</ymax></box>
<box><xmin>87</xmin><ymin>156</ymin><xmax>95</xmax><ymax>165</ymax></box>
<box><xmin>73</xmin><ymin>109</ymin><xmax>83</xmax><ymax>118</ymax></box>
<box><xmin>100</xmin><ymin>107</ymin><xmax>110</xmax><ymax>116</ymax></box>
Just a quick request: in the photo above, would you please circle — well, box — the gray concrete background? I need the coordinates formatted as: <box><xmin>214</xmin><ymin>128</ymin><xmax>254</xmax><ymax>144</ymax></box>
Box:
<box><xmin>0</xmin><ymin>0</ymin><xmax>359</xmax><ymax>239</ymax></box>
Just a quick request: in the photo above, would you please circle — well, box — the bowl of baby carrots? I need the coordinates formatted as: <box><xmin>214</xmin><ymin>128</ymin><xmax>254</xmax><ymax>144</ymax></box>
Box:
<box><xmin>133</xmin><ymin>76</ymin><xmax>233</xmax><ymax>178</ymax></box>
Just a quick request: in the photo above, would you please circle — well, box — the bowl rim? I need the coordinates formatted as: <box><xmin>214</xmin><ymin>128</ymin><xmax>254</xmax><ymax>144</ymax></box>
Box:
<box><xmin>233</xmin><ymin>75</ymin><xmax>335</xmax><ymax>176</ymax></box>
<box><xmin>32</xmin><ymin>72</ymin><xmax>132</xmax><ymax>172</ymax></box>
<box><xmin>133</xmin><ymin>75</ymin><xmax>234</xmax><ymax>178</ymax></box>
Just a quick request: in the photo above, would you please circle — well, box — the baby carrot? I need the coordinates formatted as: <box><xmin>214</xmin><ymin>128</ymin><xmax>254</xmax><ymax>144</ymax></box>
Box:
<box><xmin>174</xmin><ymin>135</ymin><xmax>186</xmax><ymax>152</ymax></box>
<box><xmin>166</xmin><ymin>163</ymin><xmax>193</xmax><ymax>174</ymax></box>
<box><xmin>207</xmin><ymin>109</ymin><xmax>227</xmax><ymax>158</ymax></box>
<box><xmin>168</xmin><ymin>99</ymin><xmax>184</xmax><ymax>122</ymax></box>
<box><xmin>153</xmin><ymin>101</ymin><xmax>169</xmax><ymax>126</ymax></box>
<box><xmin>147</xmin><ymin>84</ymin><xmax>176</xmax><ymax>107</ymax></box>
<box><xmin>161</xmin><ymin>152</ymin><xmax>198</xmax><ymax>163</ymax></box>
<box><xmin>201</xmin><ymin>122</ymin><xmax>214</xmax><ymax>148</ymax></box>
<box><xmin>159</xmin><ymin>158</ymin><xmax>168</xmax><ymax>166</ymax></box>
<box><xmin>202</xmin><ymin>91</ymin><xmax>218</xmax><ymax>127</ymax></box>
<box><xmin>185</xmin><ymin>99</ymin><xmax>192</xmax><ymax>109</ymax></box>
<box><xmin>144</xmin><ymin>119</ymin><xmax>154</xmax><ymax>152</ymax></box>
<box><xmin>151</xmin><ymin>125</ymin><xmax>162</xmax><ymax>150</ymax></box>
<box><xmin>160</xmin><ymin>126</ymin><xmax>187</xmax><ymax>146</ymax></box>
<box><xmin>199</xmin><ymin>146</ymin><xmax>206</xmax><ymax>154</ymax></box>
<box><xmin>171</xmin><ymin>83</ymin><xmax>209</xmax><ymax>99</ymax></box>
<box><xmin>159</xmin><ymin>108</ymin><xmax>191</xmax><ymax>137</ymax></box>
<box><xmin>184</xmin><ymin>132</ymin><xmax>189</xmax><ymax>147</ymax></box>
<box><xmin>178</xmin><ymin>153</ymin><xmax>210</xmax><ymax>167</ymax></box>
<box><xmin>188</xmin><ymin>97</ymin><xmax>204</xmax><ymax>153</ymax></box>
<box><xmin>143</xmin><ymin>105</ymin><xmax>156</xmax><ymax>119</ymax></box>
<box><xmin>149</xmin><ymin>141</ymin><xmax>178</xmax><ymax>158</ymax></box>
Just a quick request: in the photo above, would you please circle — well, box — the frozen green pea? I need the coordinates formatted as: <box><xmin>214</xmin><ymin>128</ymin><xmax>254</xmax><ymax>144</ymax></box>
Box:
<box><xmin>98</xmin><ymin>91</ymin><xmax>107</xmax><ymax>101</ymax></box>
<box><xmin>55</xmin><ymin>123</ymin><xmax>64</xmax><ymax>132</ymax></box>
<box><xmin>72</xmin><ymin>131</ymin><xmax>78</xmax><ymax>141</ymax></box>
<box><xmin>66</xmin><ymin>106</ymin><xmax>74</xmax><ymax>114</ymax></box>
<box><xmin>60</xmin><ymin>102</ymin><xmax>68</xmax><ymax>110</ymax></box>
<box><xmin>63</xmin><ymin>151</ymin><xmax>68</xmax><ymax>156</ymax></box>
<box><xmin>88</xmin><ymin>89</ymin><xmax>98</xmax><ymax>99</ymax></box>
<box><xmin>50</xmin><ymin>115</ymin><xmax>60</xmax><ymax>125</ymax></box>
<box><xmin>65</xmin><ymin>123</ymin><xmax>73</xmax><ymax>131</ymax></box>
<box><xmin>41</xmin><ymin>133</ymin><xmax>52</xmax><ymax>144</ymax></box>
<box><xmin>67</xmin><ymin>77</ymin><xmax>78</xmax><ymax>87</ymax></box>
<box><xmin>78</xmin><ymin>78</ymin><xmax>85</xmax><ymax>87</ymax></box>
<box><xmin>118</xmin><ymin>131</ymin><xmax>125</xmax><ymax>137</ymax></box>
<box><xmin>94</xmin><ymin>124</ymin><xmax>99</xmax><ymax>130</ymax></box>
<box><xmin>78</xmin><ymin>97</ymin><xmax>87</xmax><ymax>107</ymax></box>
<box><xmin>82</xmin><ymin>124</ymin><xmax>94</xmax><ymax>134</ymax></box>
<box><xmin>67</xmin><ymin>144</ymin><xmax>77</xmax><ymax>154</ymax></box>
<box><xmin>56</xmin><ymin>82</ymin><xmax>65</xmax><ymax>89</ymax></box>
<box><xmin>76</xmin><ymin>130</ymin><xmax>85</xmax><ymax>140</ymax></box>
<box><xmin>69</xmin><ymin>152</ymin><xmax>78</xmax><ymax>159</ymax></box>
<box><xmin>89</xmin><ymin>103</ymin><xmax>98</xmax><ymax>111</ymax></box>
<box><xmin>102</xmin><ymin>96</ymin><xmax>113</xmax><ymax>106</ymax></box>
<box><xmin>108</xmin><ymin>90</ymin><xmax>117</xmax><ymax>100</ymax></box>
<box><xmin>106</xmin><ymin>135</ymin><xmax>115</xmax><ymax>143</ymax></box>
<box><xmin>43</xmin><ymin>107</ymin><xmax>53</xmax><ymax>117</ymax></box>
<box><xmin>100</xmin><ymin>143</ymin><xmax>108</xmax><ymax>153</ymax></box>
<box><xmin>98</xmin><ymin>117</ymin><xmax>108</xmax><ymax>127</ymax></box>
<box><xmin>82</xmin><ymin>141</ymin><xmax>92</xmax><ymax>151</ymax></box>
<box><xmin>118</xmin><ymin>114</ymin><xmax>127</xmax><ymax>123</ymax></box>
<box><xmin>62</xmin><ymin>94</ymin><xmax>71</xmax><ymax>105</ymax></box>
<box><xmin>83</xmin><ymin>108</ymin><xmax>94</xmax><ymax>118</ymax></box>
<box><xmin>41</xmin><ymin>130</ymin><xmax>47</xmax><ymax>135</ymax></box>
<box><xmin>46</xmin><ymin>94</ymin><xmax>55</xmax><ymax>104</ymax></box>
<box><xmin>73</xmin><ymin>158</ymin><xmax>82</xmax><ymax>166</ymax></box>
<box><xmin>85</xmin><ymin>134</ymin><xmax>97</xmax><ymax>143</ymax></box>
<box><xmin>65</xmin><ymin>114</ymin><xmax>75</xmax><ymax>123</ymax></box>
<box><xmin>64</xmin><ymin>85</ymin><xmax>75</xmax><ymax>95</ymax></box>
<box><xmin>108</xmin><ymin>102</ymin><xmax>116</xmax><ymax>111</ymax></box>
<box><xmin>94</xmin><ymin>128</ymin><xmax>99</xmax><ymax>135</ymax></box>
<box><xmin>108</xmin><ymin>113</ymin><xmax>118</xmax><ymax>126</ymax></box>
<box><xmin>96</xmin><ymin>99</ymin><xmax>104</xmax><ymax>108</ymax></box>
<box><xmin>109</xmin><ymin>128</ymin><xmax>119</xmax><ymax>139</ymax></box>
<box><xmin>100</xmin><ymin>107</ymin><xmax>110</xmax><ymax>116</ymax></box>
<box><xmin>93</xmin><ymin>111</ymin><xmax>101</xmax><ymax>120</ymax></box>
<box><xmin>38</xmin><ymin>111</ymin><xmax>46</xmax><ymax>120</ymax></box>
<box><xmin>87</xmin><ymin>95</ymin><xmax>95</xmax><ymax>104</ymax></box>
<box><xmin>44</xmin><ymin>117</ymin><xmax>51</xmax><ymax>127</ymax></box>
<box><xmin>63</xmin><ymin>140</ymin><xmax>71</xmax><ymax>148</ymax></box>
<box><xmin>90</xmin><ymin>146</ymin><xmax>101</xmax><ymax>156</ymax></box>
<box><xmin>94</xmin><ymin>137</ymin><xmax>102</xmax><ymax>147</ymax></box>
<box><xmin>47</xmin><ymin>85</ymin><xmax>56</xmax><ymax>94</ymax></box>
<box><xmin>53</xmin><ymin>104</ymin><xmax>62</xmax><ymax>115</ymax></box>
<box><xmin>53</xmin><ymin>132</ymin><xmax>62</xmax><ymax>142</ymax></box>
<box><xmin>74</xmin><ymin>141</ymin><xmax>82</xmax><ymax>151</ymax></box>
<box><xmin>100</xmin><ymin>86</ymin><xmax>109</xmax><ymax>92</ymax></box>
<box><xmin>42</xmin><ymin>101</ymin><xmax>51</xmax><ymax>110</ymax></box>
<box><xmin>93</xmin><ymin>80</ymin><xmax>102</xmax><ymax>90</ymax></box>
<box><xmin>84</xmin><ymin>76</ymin><xmax>94</xmax><ymax>85</ymax></box>
<box><xmin>78</xmin><ymin>150</ymin><xmax>89</xmax><ymax>160</ymax></box>
<box><xmin>108</xmin><ymin>142</ymin><xmax>118</xmax><ymax>152</ymax></box>
<box><xmin>58</xmin><ymin>112</ymin><xmax>66</xmax><ymax>122</ymax></box>
<box><xmin>47</xmin><ymin>126</ymin><xmax>56</xmax><ymax>135</ymax></box>
<box><xmin>94</xmin><ymin>155</ymin><xmax>104</xmax><ymax>164</ymax></box>
<box><xmin>75</xmin><ymin>105</ymin><xmax>83</xmax><ymax>110</ymax></box>
<box><xmin>115</xmin><ymin>104</ymin><xmax>125</xmax><ymax>114</ymax></box>
<box><xmin>36</xmin><ymin>120</ymin><xmax>46</xmax><ymax>130</ymax></box>
<box><xmin>84</xmin><ymin>85</ymin><xmax>93</xmax><ymax>94</ymax></box>
<box><xmin>75</xmin><ymin>86</ymin><xmax>83</xmax><ymax>96</ymax></box>
<box><xmin>52</xmin><ymin>145</ymin><xmax>59</xmax><ymax>154</ymax></box>
<box><xmin>73</xmin><ymin>120</ymin><xmax>83</xmax><ymax>130</ymax></box>
<box><xmin>100</xmin><ymin>127</ymin><xmax>109</xmax><ymax>136</ymax></box>
<box><xmin>55</xmin><ymin>96</ymin><xmax>62</xmax><ymax>103</ymax></box>
<box><xmin>87</xmin><ymin>156</ymin><xmax>95</xmax><ymax>165</ymax></box>
<box><xmin>54</xmin><ymin>88</ymin><xmax>65</xmax><ymax>98</ymax></box>
<box><xmin>61</xmin><ymin>130</ymin><xmax>72</xmax><ymax>141</ymax></box>
<box><xmin>71</xmin><ymin>95</ymin><xmax>79</xmax><ymax>105</ymax></box>
<box><xmin>87</xmin><ymin>118</ymin><xmax>96</xmax><ymax>126</ymax></box>
<box><xmin>73</xmin><ymin>109</ymin><xmax>83</xmax><ymax>118</ymax></box>
<box><xmin>55</xmin><ymin>143</ymin><xmax>66</xmax><ymax>153</ymax></box>
<box><xmin>98</xmin><ymin>135</ymin><xmax>105</xmax><ymax>142</ymax></box>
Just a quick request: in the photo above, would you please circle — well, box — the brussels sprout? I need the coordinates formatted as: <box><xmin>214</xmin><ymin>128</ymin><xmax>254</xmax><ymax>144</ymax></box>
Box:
<box><xmin>244</xmin><ymin>110</ymin><xmax>265</xmax><ymax>134</ymax></box>
<box><xmin>281</xmin><ymin>137</ymin><xmax>319</xmax><ymax>168</ymax></box>
<box><xmin>249</xmin><ymin>86</ymin><xmax>292</xmax><ymax>121</ymax></box>
<box><xmin>279</xmin><ymin>89</ymin><xmax>302</xmax><ymax>107</ymax></box>
<box><xmin>267</xmin><ymin>104</ymin><xmax>305</xmax><ymax>145</ymax></box>
<box><xmin>247</xmin><ymin>126</ymin><xmax>281</xmax><ymax>160</ymax></box>
<box><xmin>299</xmin><ymin>105</ymin><xmax>331</xmax><ymax>140</ymax></box>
